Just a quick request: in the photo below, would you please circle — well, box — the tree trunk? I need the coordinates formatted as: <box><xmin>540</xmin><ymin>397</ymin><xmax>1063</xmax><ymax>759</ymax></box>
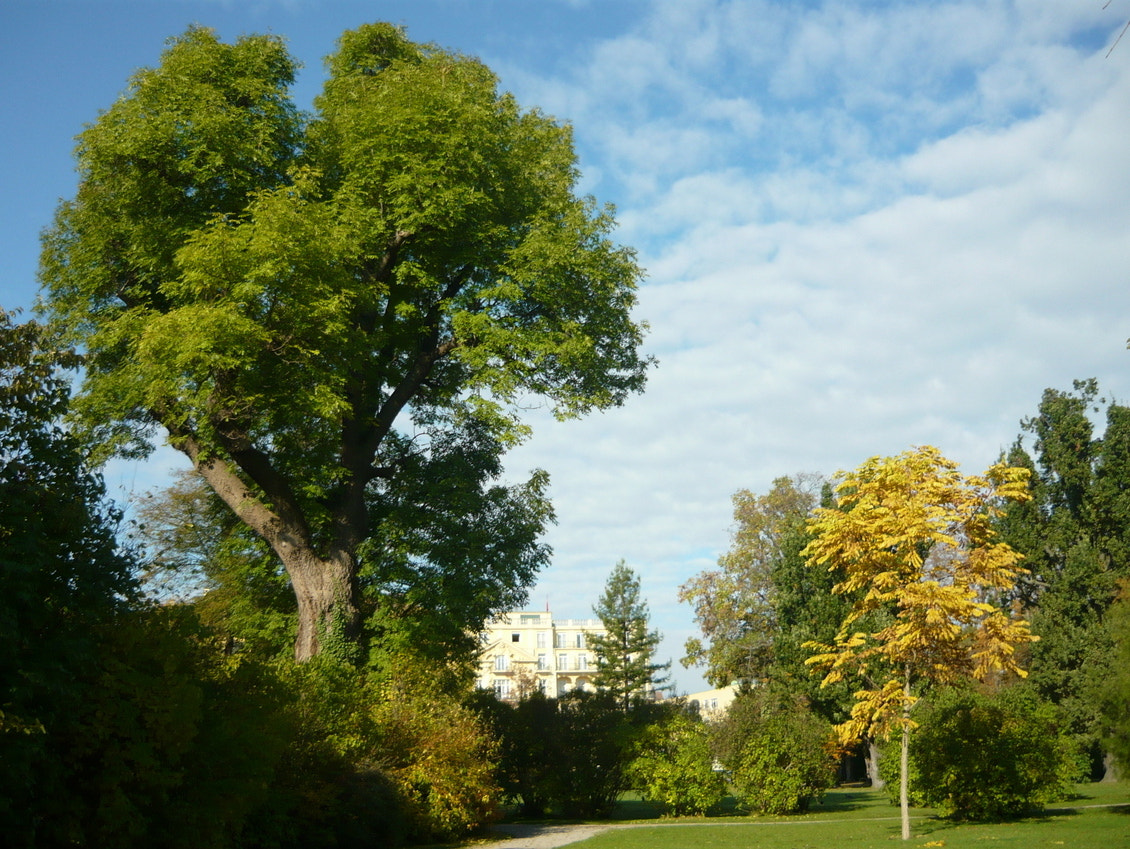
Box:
<box><xmin>900</xmin><ymin>675</ymin><xmax>911</xmax><ymax>841</ymax></box>
<box><xmin>287</xmin><ymin>548</ymin><xmax>361</xmax><ymax>662</ymax></box>
<box><xmin>1100</xmin><ymin>752</ymin><xmax>1120</xmax><ymax>783</ymax></box>
<box><xmin>867</xmin><ymin>738</ymin><xmax>886</xmax><ymax>791</ymax></box>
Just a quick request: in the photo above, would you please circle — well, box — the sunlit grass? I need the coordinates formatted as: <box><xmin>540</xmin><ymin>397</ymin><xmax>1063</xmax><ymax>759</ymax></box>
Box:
<box><xmin>569</xmin><ymin>783</ymin><xmax>1129</xmax><ymax>849</ymax></box>
<box><xmin>462</xmin><ymin>784</ymin><xmax>1129</xmax><ymax>849</ymax></box>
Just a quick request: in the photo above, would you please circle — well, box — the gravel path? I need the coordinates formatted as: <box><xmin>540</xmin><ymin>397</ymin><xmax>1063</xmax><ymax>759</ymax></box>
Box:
<box><xmin>489</xmin><ymin>823</ymin><xmax>618</xmax><ymax>848</ymax></box>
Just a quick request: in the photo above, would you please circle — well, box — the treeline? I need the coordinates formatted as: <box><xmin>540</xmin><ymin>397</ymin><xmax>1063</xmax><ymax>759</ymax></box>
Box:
<box><xmin>680</xmin><ymin>378</ymin><xmax>1130</xmax><ymax>811</ymax></box>
<box><xmin>0</xmin><ymin>309</ymin><xmax>831</xmax><ymax>845</ymax></box>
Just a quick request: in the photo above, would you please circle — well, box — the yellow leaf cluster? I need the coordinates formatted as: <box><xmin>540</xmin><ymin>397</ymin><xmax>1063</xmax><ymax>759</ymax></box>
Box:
<box><xmin>802</xmin><ymin>446</ymin><xmax>1036</xmax><ymax>744</ymax></box>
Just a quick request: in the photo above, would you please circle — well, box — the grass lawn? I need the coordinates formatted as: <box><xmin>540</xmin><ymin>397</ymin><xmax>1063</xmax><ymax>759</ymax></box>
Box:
<box><xmin>507</xmin><ymin>783</ymin><xmax>1130</xmax><ymax>849</ymax></box>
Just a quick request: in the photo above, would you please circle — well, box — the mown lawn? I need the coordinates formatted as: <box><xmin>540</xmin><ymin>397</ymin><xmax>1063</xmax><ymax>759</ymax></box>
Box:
<box><xmin>476</xmin><ymin>783</ymin><xmax>1130</xmax><ymax>849</ymax></box>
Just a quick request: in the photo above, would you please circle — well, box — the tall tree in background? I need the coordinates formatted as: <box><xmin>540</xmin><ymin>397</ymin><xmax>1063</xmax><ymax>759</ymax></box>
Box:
<box><xmin>679</xmin><ymin>475</ymin><xmax>823</xmax><ymax>689</ymax></box>
<box><xmin>995</xmin><ymin>379</ymin><xmax>1130</xmax><ymax>775</ymax></box>
<box><xmin>803</xmin><ymin>446</ymin><xmax>1035</xmax><ymax>841</ymax></box>
<box><xmin>39</xmin><ymin>23</ymin><xmax>650</xmax><ymax>661</ymax></box>
<box><xmin>588</xmin><ymin>560</ymin><xmax>669</xmax><ymax>710</ymax></box>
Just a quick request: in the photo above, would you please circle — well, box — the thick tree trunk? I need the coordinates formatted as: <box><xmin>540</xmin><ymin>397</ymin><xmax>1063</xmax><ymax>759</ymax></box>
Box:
<box><xmin>1101</xmin><ymin>752</ymin><xmax>1120</xmax><ymax>783</ymax></box>
<box><xmin>867</xmin><ymin>739</ymin><xmax>886</xmax><ymax>791</ymax></box>
<box><xmin>285</xmin><ymin>548</ymin><xmax>361</xmax><ymax>662</ymax></box>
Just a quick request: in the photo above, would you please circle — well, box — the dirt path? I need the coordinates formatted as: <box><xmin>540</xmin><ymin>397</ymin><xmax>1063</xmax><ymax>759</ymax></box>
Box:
<box><xmin>489</xmin><ymin>823</ymin><xmax>618</xmax><ymax>848</ymax></box>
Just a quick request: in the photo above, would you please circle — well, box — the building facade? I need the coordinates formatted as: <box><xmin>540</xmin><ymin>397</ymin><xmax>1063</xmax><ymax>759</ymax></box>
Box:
<box><xmin>476</xmin><ymin>610</ymin><xmax>607</xmax><ymax>701</ymax></box>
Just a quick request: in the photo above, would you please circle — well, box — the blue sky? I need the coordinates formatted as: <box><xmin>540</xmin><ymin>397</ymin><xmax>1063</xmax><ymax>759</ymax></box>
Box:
<box><xmin>3</xmin><ymin>0</ymin><xmax>1130</xmax><ymax>694</ymax></box>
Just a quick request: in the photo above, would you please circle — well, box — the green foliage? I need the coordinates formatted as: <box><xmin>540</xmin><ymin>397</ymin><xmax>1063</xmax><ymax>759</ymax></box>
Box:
<box><xmin>549</xmin><ymin>690</ymin><xmax>638</xmax><ymax>818</ymax></box>
<box><xmin>371</xmin><ymin>668</ymin><xmax>500</xmax><ymax>842</ymax></box>
<box><xmin>467</xmin><ymin>688</ymin><xmax>558</xmax><ymax>816</ymax></box>
<box><xmin>261</xmin><ymin>657</ymin><xmax>500</xmax><ymax>846</ymax></box>
<box><xmin>996</xmin><ymin>381</ymin><xmax>1130</xmax><ymax>769</ymax></box>
<box><xmin>40</xmin><ymin>20</ymin><xmax>649</xmax><ymax>661</ymax></box>
<box><xmin>588</xmin><ymin>560</ymin><xmax>669</xmax><ymax>709</ymax></box>
<box><xmin>680</xmin><ymin>475</ymin><xmax>824</xmax><ymax>690</ymax></box>
<box><xmin>628</xmin><ymin>710</ymin><xmax>726</xmax><ymax>817</ymax></box>
<box><xmin>891</xmin><ymin>686</ymin><xmax>1080</xmax><ymax>821</ymax></box>
<box><xmin>469</xmin><ymin>689</ymin><xmax>637</xmax><ymax>819</ymax></box>
<box><xmin>1099</xmin><ymin>582</ymin><xmax>1130</xmax><ymax>770</ymax></box>
<box><xmin>715</xmin><ymin>690</ymin><xmax>837</xmax><ymax>815</ymax></box>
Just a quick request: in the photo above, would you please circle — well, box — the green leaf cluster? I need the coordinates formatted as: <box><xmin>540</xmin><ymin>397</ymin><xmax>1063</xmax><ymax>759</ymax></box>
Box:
<box><xmin>715</xmin><ymin>690</ymin><xmax>837</xmax><ymax>815</ymax></box>
<box><xmin>887</xmin><ymin>685</ymin><xmax>1080</xmax><ymax>820</ymax></box>
<box><xmin>628</xmin><ymin>710</ymin><xmax>726</xmax><ymax>817</ymax></box>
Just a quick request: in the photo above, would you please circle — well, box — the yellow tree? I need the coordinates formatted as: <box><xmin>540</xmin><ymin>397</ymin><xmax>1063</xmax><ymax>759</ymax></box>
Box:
<box><xmin>802</xmin><ymin>446</ymin><xmax>1035</xmax><ymax>841</ymax></box>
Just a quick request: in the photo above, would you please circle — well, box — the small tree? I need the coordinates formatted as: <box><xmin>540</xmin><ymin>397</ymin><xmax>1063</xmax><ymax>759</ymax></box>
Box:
<box><xmin>588</xmin><ymin>560</ymin><xmax>670</xmax><ymax>710</ymax></box>
<box><xmin>628</xmin><ymin>710</ymin><xmax>725</xmax><ymax>817</ymax></box>
<box><xmin>679</xmin><ymin>474</ymin><xmax>823</xmax><ymax>690</ymax></box>
<box><xmin>803</xmin><ymin>446</ymin><xmax>1036</xmax><ymax>840</ymax></box>
<box><xmin>713</xmin><ymin>690</ymin><xmax>836</xmax><ymax>815</ymax></box>
<box><xmin>895</xmin><ymin>685</ymin><xmax>1079</xmax><ymax>820</ymax></box>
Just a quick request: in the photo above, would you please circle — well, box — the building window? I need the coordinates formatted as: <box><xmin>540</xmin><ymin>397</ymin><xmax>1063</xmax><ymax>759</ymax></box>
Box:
<box><xmin>511</xmin><ymin>632</ymin><xmax>520</xmax><ymax>643</ymax></box>
<box><xmin>538</xmin><ymin>654</ymin><xmax>547</xmax><ymax>670</ymax></box>
<box><xmin>494</xmin><ymin>654</ymin><xmax>508</xmax><ymax>672</ymax></box>
<box><xmin>575</xmin><ymin>633</ymin><xmax>585</xmax><ymax>649</ymax></box>
<box><xmin>556</xmin><ymin>633</ymin><xmax>567</xmax><ymax>648</ymax></box>
<box><xmin>520</xmin><ymin>614</ymin><xmax>541</xmax><ymax>624</ymax></box>
<box><xmin>578</xmin><ymin>654</ymin><xmax>588</xmax><ymax>671</ymax></box>
<box><xmin>536</xmin><ymin>631</ymin><xmax>547</xmax><ymax>648</ymax></box>
<box><xmin>558</xmin><ymin>653</ymin><xmax>568</xmax><ymax>670</ymax></box>
<box><xmin>494</xmin><ymin>679</ymin><xmax>511</xmax><ymax>699</ymax></box>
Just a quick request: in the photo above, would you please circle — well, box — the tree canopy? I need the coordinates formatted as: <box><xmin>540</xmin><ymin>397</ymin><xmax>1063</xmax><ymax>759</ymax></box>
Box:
<box><xmin>679</xmin><ymin>474</ymin><xmax>824</xmax><ymax>690</ymax></box>
<box><xmin>588</xmin><ymin>560</ymin><xmax>669</xmax><ymax>709</ymax></box>
<box><xmin>38</xmin><ymin>23</ymin><xmax>651</xmax><ymax>661</ymax></box>
<box><xmin>995</xmin><ymin>379</ymin><xmax>1130</xmax><ymax>775</ymax></box>
<box><xmin>803</xmin><ymin>445</ymin><xmax>1035</xmax><ymax>840</ymax></box>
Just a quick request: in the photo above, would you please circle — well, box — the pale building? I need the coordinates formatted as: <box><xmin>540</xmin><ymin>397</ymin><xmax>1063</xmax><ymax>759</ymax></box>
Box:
<box><xmin>476</xmin><ymin>610</ymin><xmax>607</xmax><ymax>701</ymax></box>
<box><xmin>685</xmin><ymin>684</ymin><xmax>738</xmax><ymax>718</ymax></box>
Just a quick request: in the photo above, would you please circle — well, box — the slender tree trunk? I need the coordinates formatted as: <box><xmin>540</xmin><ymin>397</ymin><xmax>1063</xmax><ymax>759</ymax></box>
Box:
<box><xmin>287</xmin><ymin>548</ymin><xmax>361</xmax><ymax>662</ymax></box>
<box><xmin>901</xmin><ymin>675</ymin><xmax>911</xmax><ymax>841</ymax></box>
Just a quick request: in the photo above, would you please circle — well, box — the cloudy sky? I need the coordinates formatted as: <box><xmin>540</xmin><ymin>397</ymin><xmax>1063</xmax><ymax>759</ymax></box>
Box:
<box><xmin>3</xmin><ymin>0</ymin><xmax>1129</xmax><ymax>693</ymax></box>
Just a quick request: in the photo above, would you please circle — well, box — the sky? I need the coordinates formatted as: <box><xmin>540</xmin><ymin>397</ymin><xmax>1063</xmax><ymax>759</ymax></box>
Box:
<box><xmin>3</xmin><ymin>0</ymin><xmax>1130</xmax><ymax>695</ymax></box>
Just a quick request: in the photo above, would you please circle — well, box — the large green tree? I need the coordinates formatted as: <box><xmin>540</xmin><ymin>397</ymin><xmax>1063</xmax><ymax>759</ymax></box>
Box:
<box><xmin>995</xmin><ymin>379</ymin><xmax>1130</xmax><ymax>774</ymax></box>
<box><xmin>0</xmin><ymin>309</ymin><xmax>135</xmax><ymax>756</ymax></box>
<box><xmin>588</xmin><ymin>560</ymin><xmax>669</xmax><ymax>710</ymax></box>
<box><xmin>39</xmin><ymin>23</ymin><xmax>650</xmax><ymax>661</ymax></box>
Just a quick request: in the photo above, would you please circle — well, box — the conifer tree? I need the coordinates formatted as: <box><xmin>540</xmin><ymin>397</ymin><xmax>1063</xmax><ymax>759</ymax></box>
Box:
<box><xmin>588</xmin><ymin>561</ymin><xmax>669</xmax><ymax>710</ymax></box>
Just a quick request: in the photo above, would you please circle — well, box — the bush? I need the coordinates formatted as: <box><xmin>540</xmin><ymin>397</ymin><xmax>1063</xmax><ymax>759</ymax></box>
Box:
<box><xmin>372</xmin><ymin>677</ymin><xmax>500</xmax><ymax>842</ymax></box>
<box><xmin>550</xmin><ymin>690</ymin><xmax>636</xmax><ymax>818</ymax></box>
<box><xmin>628</xmin><ymin>709</ymin><xmax>726</xmax><ymax>816</ymax></box>
<box><xmin>898</xmin><ymin>685</ymin><xmax>1080</xmax><ymax>820</ymax></box>
<box><xmin>716</xmin><ymin>690</ymin><xmax>837</xmax><ymax>815</ymax></box>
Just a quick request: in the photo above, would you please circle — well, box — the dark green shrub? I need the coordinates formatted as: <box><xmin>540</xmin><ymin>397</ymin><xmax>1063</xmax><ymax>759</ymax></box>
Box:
<box><xmin>897</xmin><ymin>685</ymin><xmax>1080</xmax><ymax>820</ymax></box>
<box><xmin>715</xmin><ymin>690</ymin><xmax>837</xmax><ymax>815</ymax></box>
<box><xmin>628</xmin><ymin>709</ymin><xmax>726</xmax><ymax>816</ymax></box>
<box><xmin>550</xmin><ymin>690</ymin><xmax>635</xmax><ymax>818</ymax></box>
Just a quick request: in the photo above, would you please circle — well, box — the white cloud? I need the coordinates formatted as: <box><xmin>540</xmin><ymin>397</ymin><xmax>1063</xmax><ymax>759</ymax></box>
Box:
<box><xmin>496</xmin><ymin>0</ymin><xmax>1130</xmax><ymax>693</ymax></box>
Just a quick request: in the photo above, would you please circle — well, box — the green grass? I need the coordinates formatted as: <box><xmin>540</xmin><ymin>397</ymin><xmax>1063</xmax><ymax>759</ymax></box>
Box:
<box><xmin>513</xmin><ymin>783</ymin><xmax>1130</xmax><ymax>849</ymax></box>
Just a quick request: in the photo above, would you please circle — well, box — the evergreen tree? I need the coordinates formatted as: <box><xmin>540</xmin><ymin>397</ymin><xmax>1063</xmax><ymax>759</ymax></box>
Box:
<box><xmin>588</xmin><ymin>561</ymin><xmax>669</xmax><ymax>710</ymax></box>
<box><xmin>995</xmin><ymin>380</ymin><xmax>1130</xmax><ymax>775</ymax></box>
